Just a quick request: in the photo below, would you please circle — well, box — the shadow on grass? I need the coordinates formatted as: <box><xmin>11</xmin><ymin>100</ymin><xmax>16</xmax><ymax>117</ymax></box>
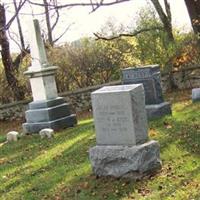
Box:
<box><xmin>0</xmin><ymin>120</ymin><xmax>95</xmax><ymax>199</ymax></box>
<box><xmin>1</xmin><ymin>101</ymin><xmax>200</xmax><ymax>200</ymax></box>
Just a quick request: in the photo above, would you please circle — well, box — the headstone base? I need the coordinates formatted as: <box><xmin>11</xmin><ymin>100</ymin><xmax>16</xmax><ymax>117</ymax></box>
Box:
<box><xmin>192</xmin><ymin>88</ymin><xmax>200</xmax><ymax>102</ymax></box>
<box><xmin>146</xmin><ymin>102</ymin><xmax>171</xmax><ymax>120</ymax></box>
<box><xmin>89</xmin><ymin>140</ymin><xmax>161</xmax><ymax>180</ymax></box>
<box><xmin>23</xmin><ymin>97</ymin><xmax>77</xmax><ymax>133</ymax></box>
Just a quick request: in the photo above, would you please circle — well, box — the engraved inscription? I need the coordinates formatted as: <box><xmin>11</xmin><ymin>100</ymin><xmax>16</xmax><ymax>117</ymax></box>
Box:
<box><xmin>95</xmin><ymin>104</ymin><xmax>130</xmax><ymax>138</ymax></box>
<box><xmin>125</xmin><ymin>69</ymin><xmax>150</xmax><ymax>80</ymax></box>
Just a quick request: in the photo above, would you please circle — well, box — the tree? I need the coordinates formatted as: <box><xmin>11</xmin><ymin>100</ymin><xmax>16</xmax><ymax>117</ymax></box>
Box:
<box><xmin>184</xmin><ymin>0</ymin><xmax>200</xmax><ymax>38</ymax></box>
<box><xmin>0</xmin><ymin>4</ymin><xmax>26</xmax><ymax>101</ymax></box>
<box><xmin>94</xmin><ymin>0</ymin><xmax>174</xmax><ymax>43</ymax></box>
<box><xmin>0</xmin><ymin>0</ymin><xmax>191</xmax><ymax>101</ymax></box>
<box><xmin>150</xmin><ymin>0</ymin><xmax>174</xmax><ymax>42</ymax></box>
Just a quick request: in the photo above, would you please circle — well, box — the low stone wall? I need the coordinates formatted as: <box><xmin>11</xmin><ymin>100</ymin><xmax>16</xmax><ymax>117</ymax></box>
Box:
<box><xmin>60</xmin><ymin>80</ymin><xmax>121</xmax><ymax>112</ymax></box>
<box><xmin>161</xmin><ymin>66</ymin><xmax>200</xmax><ymax>92</ymax></box>
<box><xmin>0</xmin><ymin>81</ymin><xmax>121</xmax><ymax>121</ymax></box>
<box><xmin>0</xmin><ymin>67</ymin><xmax>199</xmax><ymax>121</ymax></box>
<box><xmin>0</xmin><ymin>100</ymin><xmax>29</xmax><ymax>121</ymax></box>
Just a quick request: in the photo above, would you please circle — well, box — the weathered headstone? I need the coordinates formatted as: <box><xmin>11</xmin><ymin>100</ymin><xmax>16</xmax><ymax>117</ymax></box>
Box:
<box><xmin>122</xmin><ymin>65</ymin><xmax>171</xmax><ymax>119</ymax></box>
<box><xmin>23</xmin><ymin>19</ymin><xmax>77</xmax><ymax>133</ymax></box>
<box><xmin>89</xmin><ymin>84</ymin><xmax>161</xmax><ymax>179</ymax></box>
<box><xmin>192</xmin><ymin>88</ymin><xmax>200</xmax><ymax>102</ymax></box>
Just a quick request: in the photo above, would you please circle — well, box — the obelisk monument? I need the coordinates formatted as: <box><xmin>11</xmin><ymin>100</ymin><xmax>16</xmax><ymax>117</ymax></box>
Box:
<box><xmin>23</xmin><ymin>19</ymin><xmax>77</xmax><ymax>133</ymax></box>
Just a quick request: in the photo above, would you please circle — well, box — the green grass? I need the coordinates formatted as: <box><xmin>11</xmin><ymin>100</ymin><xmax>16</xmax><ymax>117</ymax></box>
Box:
<box><xmin>0</xmin><ymin>90</ymin><xmax>200</xmax><ymax>200</ymax></box>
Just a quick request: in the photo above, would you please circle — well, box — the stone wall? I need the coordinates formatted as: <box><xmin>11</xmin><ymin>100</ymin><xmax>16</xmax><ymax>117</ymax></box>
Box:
<box><xmin>0</xmin><ymin>81</ymin><xmax>121</xmax><ymax>121</ymax></box>
<box><xmin>0</xmin><ymin>67</ymin><xmax>199</xmax><ymax>121</ymax></box>
<box><xmin>60</xmin><ymin>80</ymin><xmax>121</xmax><ymax>112</ymax></box>
<box><xmin>161</xmin><ymin>66</ymin><xmax>200</xmax><ymax>92</ymax></box>
<box><xmin>0</xmin><ymin>100</ymin><xmax>29</xmax><ymax>121</ymax></box>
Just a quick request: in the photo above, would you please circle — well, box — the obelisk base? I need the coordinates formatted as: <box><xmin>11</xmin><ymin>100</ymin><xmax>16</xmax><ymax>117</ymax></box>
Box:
<box><xmin>23</xmin><ymin>97</ymin><xmax>77</xmax><ymax>133</ymax></box>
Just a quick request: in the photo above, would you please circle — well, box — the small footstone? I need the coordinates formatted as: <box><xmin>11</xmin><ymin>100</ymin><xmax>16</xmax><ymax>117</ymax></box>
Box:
<box><xmin>192</xmin><ymin>88</ymin><xmax>200</xmax><ymax>102</ymax></box>
<box><xmin>39</xmin><ymin>128</ymin><xmax>54</xmax><ymax>139</ymax></box>
<box><xmin>89</xmin><ymin>140</ymin><xmax>162</xmax><ymax>180</ymax></box>
<box><xmin>7</xmin><ymin>131</ymin><xmax>19</xmax><ymax>142</ymax></box>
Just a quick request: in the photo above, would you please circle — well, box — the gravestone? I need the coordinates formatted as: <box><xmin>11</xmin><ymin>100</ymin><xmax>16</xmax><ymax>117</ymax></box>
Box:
<box><xmin>89</xmin><ymin>84</ymin><xmax>161</xmax><ymax>179</ymax></box>
<box><xmin>192</xmin><ymin>88</ymin><xmax>200</xmax><ymax>102</ymax></box>
<box><xmin>22</xmin><ymin>19</ymin><xmax>77</xmax><ymax>133</ymax></box>
<box><xmin>122</xmin><ymin>65</ymin><xmax>171</xmax><ymax>119</ymax></box>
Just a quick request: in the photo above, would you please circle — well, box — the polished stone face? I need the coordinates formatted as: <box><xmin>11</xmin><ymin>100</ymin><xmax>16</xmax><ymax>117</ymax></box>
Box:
<box><xmin>122</xmin><ymin>65</ymin><xmax>164</xmax><ymax>105</ymax></box>
<box><xmin>91</xmin><ymin>84</ymin><xmax>148</xmax><ymax>146</ymax></box>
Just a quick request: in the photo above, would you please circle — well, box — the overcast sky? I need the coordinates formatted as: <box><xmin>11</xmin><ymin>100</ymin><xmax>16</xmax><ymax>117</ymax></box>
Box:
<box><xmin>6</xmin><ymin>0</ymin><xmax>192</xmax><ymax>52</ymax></box>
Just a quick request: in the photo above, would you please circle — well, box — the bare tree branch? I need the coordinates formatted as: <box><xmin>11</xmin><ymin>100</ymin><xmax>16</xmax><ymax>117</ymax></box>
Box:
<box><xmin>13</xmin><ymin>0</ymin><xmax>25</xmax><ymax>50</ymax></box>
<box><xmin>5</xmin><ymin>0</ymin><xmax>27</xmax><ymax>30</ymax></box>
<box><xmin>8</xmin><ymin>29</ymin><xmax>22</xmax><ymax>50</ymax></box>
<box><xmin>27</xmin><ymin>0</ymin><xmax>132</xmax><ymax>10</ymax></box>
<box><xmin>94</xmin><ymin>26</ymin><xmax>163</xmax><ymax>40</ymax></box>
<box><xmin>51</xmin><ymin>5</ymin><xmax>60</xmax><ymax>31</ymax></box>
<box><xmin>53</xmin><ymin>23</ymin><xmax>74</xmax><ymax>43</ymax></box>
<box><xmin>43</xmin><ymin>0</ymin><xmax>53</xmax><ymax>46</ymax></box>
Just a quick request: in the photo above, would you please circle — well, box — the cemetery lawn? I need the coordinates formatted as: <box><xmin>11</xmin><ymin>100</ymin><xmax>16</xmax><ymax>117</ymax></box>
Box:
<box><xmin>0</xmin><ymin>90</ymin><xmax>200</xmax><ymax>200</ymax></box>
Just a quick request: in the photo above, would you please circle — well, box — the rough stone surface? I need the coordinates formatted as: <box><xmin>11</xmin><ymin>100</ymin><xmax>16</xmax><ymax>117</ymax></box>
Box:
<box><xmin>146</xmin><ymin>102</ymin><xmax>172</xmax><ymax>120</ymax></box>
<box><xmin>91</xmin><ymin>84</ymin><xmax>148</xmax><ymax>146</ymax></box>
<box><xmin>39</xmin><ymin>128</ymin><xmax>54</xmax><ymax>139</ymax></box>
<box><xmin>192</xmin><ymin>88</ymin><xmax>200</xmax><ymax>102</ymax></box>
<box><xmin>89</xmin><ymin>140</ymin><xmax>161</xmax><ymax>179</ymax></box>
<box><xmin>122</xmin><ymin>65</ymin><xmax>164</xmax><ymax>105</ymax></box>
<box><xmin>7</xmin><ymin>131</ymin><xmax>19</xmax><ymax>142</ymax></box>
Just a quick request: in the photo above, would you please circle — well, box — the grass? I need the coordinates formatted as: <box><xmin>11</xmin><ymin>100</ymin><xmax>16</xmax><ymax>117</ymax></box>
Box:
<box><xmin>0</xmin><ymin>89</ymin><xmax>200</xmax><ymax>200</ymax></box>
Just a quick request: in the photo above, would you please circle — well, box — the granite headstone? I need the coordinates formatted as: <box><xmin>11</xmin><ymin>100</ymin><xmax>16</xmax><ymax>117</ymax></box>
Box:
<box><xmin>89</xmin><ymin>84</ymin><xmax>162</xmax><ymax>179</ymax></box>
<box><xmin>122</xmin><ymin>65</ymin><xmax>171</xmax><ymax>119</ymax></box>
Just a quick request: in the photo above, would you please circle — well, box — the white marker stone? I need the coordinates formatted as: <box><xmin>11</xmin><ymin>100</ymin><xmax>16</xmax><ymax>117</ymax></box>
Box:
<box><xmin>7</xmin><ymin>131</ymin><xmax>19</xmax><ymax>142</ymax></box>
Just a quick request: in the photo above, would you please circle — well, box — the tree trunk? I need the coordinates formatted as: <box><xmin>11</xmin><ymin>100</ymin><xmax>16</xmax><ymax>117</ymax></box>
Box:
<box><xmin>151</xmin><ymin>0</ymin><xmax>174</xmax><ymax>42</ymax></box>
<box><xmin>13</xmin><ymin>0</ymin><xmax>25</xmax><ymax>50</ymax></box>
<box><xmin>43</xmin><ymin>0</ymin><xmax>53</xmax><ymax>46</ymax></box>
<box><xmin>184</xmin><ymin>0</ymin><xmax>200</xmax><ymax>39</ymax></box>
<box><xmin>0</xmin><ymin>4</ymin><xmax>25</xmax><ymax>101</ymax></box>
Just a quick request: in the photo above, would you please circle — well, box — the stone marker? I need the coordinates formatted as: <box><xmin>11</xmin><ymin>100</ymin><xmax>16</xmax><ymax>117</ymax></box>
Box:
<box><xmin>7</xmin><ymin>131</ymin><xmax>19</xmax><ymax>142</ymax></box>
<box><xmin>192</xmin><ymin>88</ymin><xmax>200</xmax><ymax>102</ymax></box>
<box><xmin>39</xmin><ymin>128</ymin><xmax>54</xmax><ymax>139</ymax></box>
<box><xmin>91</xmin><ymin>85</ymin><xmax>148</xmax><ymax>145</ymax></box>
<box><xmin>23</xmin><ymin>19</ymin><xmax>77</xmax><ymax>133</ymax></box>
<box><xmin>89</xmin><ymin>84</ymin><xmax>161</xmax><ymax>179</ymax></box>
<box><xmin>122</xmin><ymin>65</ymin><xmax>171</xmax><ymax>119</ymax></box>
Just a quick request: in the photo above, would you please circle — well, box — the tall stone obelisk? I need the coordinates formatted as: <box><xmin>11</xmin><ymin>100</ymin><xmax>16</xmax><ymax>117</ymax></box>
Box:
<box><xmin>23</xmin><ymin>19</ymin><xmax>77</xmax><ymax>133</ymax></box>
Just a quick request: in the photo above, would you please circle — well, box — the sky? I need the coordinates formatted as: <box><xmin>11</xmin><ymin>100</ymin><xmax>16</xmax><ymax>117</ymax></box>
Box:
<box><xmin>5</xmin><ymin>0</ymin><xmax>192</xmax><ymax>52</ymax></box>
